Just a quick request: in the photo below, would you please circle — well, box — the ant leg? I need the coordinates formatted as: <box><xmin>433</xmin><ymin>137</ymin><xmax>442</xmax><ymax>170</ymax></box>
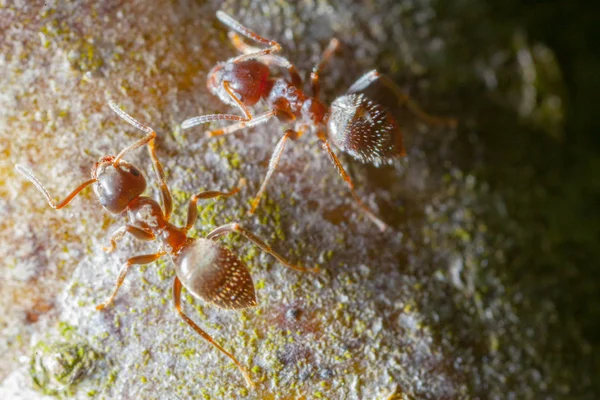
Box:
<box><xmin>183</xmin><ymin>179</ymin><xmax>246</xmax><ymax>233</ymax></box>
<box><xmin>217</xmin><ymin>11</ymin><xmax>281</xmax><ymax>63</ymax></box>
<box><xmin>15</xmin><ymin>164</ymin><xmax>96</xmax><ymax>209</ymax></box>
<box><xmin>173</xmin><ymin>277</ymin><xmax>254</xmax><ymax>387</ymax></box>
<box><xmin>228</xmin><ymin>32</ymin><xmax>302</xmax><ymax>88</ymax></box>
<box><xmin>206</xmin><ymin>222</ymin><xmax>319</xmax><ymax>273</ymax></box>
<box><xmin>182</xmin><ymin>81</ymin><xmax>276</xmax><ymax>137</ymax></box>
<box><xmin>206</xmin><ymin>110</ymin><xmax>276</xmax><ymax>138</ymax></box>
<box><xmin>109</xmin><ymin>101</ymin><xmax>174</xmax><ymax>218</ymax></box>
<box><xmin>347</xmin><ymin>70</ymin><xmax>457</xmax><ymax>127</ymax></box>
<box><xmin>319</xmin><ymin>140</ymin><xmax>388</xmax><ymax>232</ymax></box>
<box><xmin>311</xmin><ymin>38</ymin><xmax>340</xmax><ymax>98</ymax></box>
<box><xmin>96</xmin><ymin>251</ymin><xmax>165</xmax><ymax>310</ymax></box>
<box><xmin>248</xmin><ymin>129</ymin><xmax>298</xmax><ymax>215</ymax></box>
<box><xmin>103</xmin><ymin>224</ymin><xmax>155</xmax><ymax>253</ymax></box>
<box><xmin>346</xmin><ymin>69</ymin><xmax>380</xmax><ymax>93</ymax></box>
<box><xmin>182</xmin><ymin>110</ymin><xmax>276</xmax><ymax>137</ymax></box>
<box><xmin>182</xmin><ymin>113</ymin><xmax>248</xmax><ymax>130</ymax></box>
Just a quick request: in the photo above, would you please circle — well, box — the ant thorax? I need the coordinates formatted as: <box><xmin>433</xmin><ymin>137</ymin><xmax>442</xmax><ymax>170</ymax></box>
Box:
<box><xmin>127</xmin><ymin>198</ymin><xmax>163</xmax><ymax>229</ymax></box>
<box><xmin>266</xmin><ymin>79</ymin><xmax>305</xmax><ymax>118</ymax></box>
<box><xmin>265</xmin><ymin>79</ymin><xmax>328</xmax><ymax>125</ymax></box>
<box><xmin>126</xmin><ymin>197</ymin><xmax>189</xmax><ymax>255</ymax></box>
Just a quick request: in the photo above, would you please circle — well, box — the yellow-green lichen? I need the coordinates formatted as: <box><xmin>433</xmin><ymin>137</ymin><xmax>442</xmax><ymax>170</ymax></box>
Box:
<box><xmin>30</xmin><ymin>340</ymin><xmax>99</xmax><ymax>396</ymax></box>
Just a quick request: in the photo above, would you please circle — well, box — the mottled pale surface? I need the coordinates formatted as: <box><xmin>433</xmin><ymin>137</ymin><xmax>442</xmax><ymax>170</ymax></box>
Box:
<box><xmin>0</xmin><ymin>1</ymin><xmax>591</xmax><ymax>399</ymax></box>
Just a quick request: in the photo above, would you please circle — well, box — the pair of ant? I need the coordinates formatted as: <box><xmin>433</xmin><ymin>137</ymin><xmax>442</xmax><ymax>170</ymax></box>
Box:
<box><xmin>16</xmin><ymin>11</ymin><xmax>455</xmax><ymax>388</ymax></box>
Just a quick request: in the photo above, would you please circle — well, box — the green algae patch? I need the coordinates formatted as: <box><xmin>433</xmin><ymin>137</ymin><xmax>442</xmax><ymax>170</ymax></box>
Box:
<box><xmin>30</xmin><ymin>340</ymin><xmax>99</xmax><ymax>397</ymax></box>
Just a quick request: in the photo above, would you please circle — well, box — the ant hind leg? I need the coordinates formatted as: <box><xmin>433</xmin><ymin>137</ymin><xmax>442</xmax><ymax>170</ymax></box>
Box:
<box><xmin>172</xmin><ymin>276</ymin><xmax>254</xmax><ymax>387</ymax></box>
<box><xmin>320</xmin><ymin>140</ymin><xmax>388</xmax><ymax>232</ymax></box>
<box><xmin>206</xmin><ymin>222</ymin><xmax>319</xmax><ymax>273</ymax></box>
<box><xmin>346</xmin><ymin>69</ymin><xmax>381</xmax><ymax>94</ymax></box>
<box><xmin>347</xmin><ymin>70</ymin><xmax>457</xmax><ymax>127</ymax></box>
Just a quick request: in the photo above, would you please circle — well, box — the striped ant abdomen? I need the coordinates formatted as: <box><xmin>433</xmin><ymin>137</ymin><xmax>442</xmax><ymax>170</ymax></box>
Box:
<box><xmin>175</xmin><ymin>238</ymin><xmax>257</xmax><ymax>310</ymax></box>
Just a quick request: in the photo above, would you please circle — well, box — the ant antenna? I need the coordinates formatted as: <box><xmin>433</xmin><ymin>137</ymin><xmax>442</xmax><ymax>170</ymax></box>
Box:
<box><xmin>108</xmin><ymin>101</ymin><xmax>156</xmax><ymax>165</ymax></box>
<box><xmin>109</xmin><ymin>101</ymin><xmax>153</xmax><ymax>135</ymax></box>
<box><xmin>15</xmin><ymin>164</ymin><xmax>97</xmax><ymax>209</ymax></box>
<box><xmin>108</xmin><ymin>101</ymin><xmax>173</xmax><ymax>219</ymax></box>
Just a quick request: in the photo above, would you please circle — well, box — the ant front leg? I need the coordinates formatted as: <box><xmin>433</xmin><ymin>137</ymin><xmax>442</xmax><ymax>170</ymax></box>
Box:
<box><xmin>206</xmin><ymin>222</ymin><xmax>319</xmax><ymax>273</ymax></box>
<box><xmin>204</xmin><ymin>110</ymin><xmax>276</xmax><ymax>138</ymax></box>
<box><xmin>182</xmin><ymin>179</ymin><xmax>246</xmax><ymax>234</ymax></box>
<box><xmin>109</xmin><ymin>101</ymin><xmax>174</xmax><ymax>218</ymax></box>
<box><xmin>103</xmin><ymin>224</ymin><xmax>155</xmax><ymax>253</ymax></box>
<box><xmin>248</xmin><ymin>129</ymin><xmax>299</xmax><ymax>215</ymax></box>
<box><xmin>347</xmin><ymin>70</ymin><xmax>457</xmax><ymax>127</ymax></box>
<box><xmin>181</xmin><ymin>81</ymin><xmax>276</xmax><ymax>137</ymax></box>
<box><xmin>172</xmin><ymin>277</ymin><xmax>254</xmax><ymax>387</ymax></box>
<box><xmin>319</xmin><ymin>140</ymin><xmax>388</xmax><ymax>232</ymax></box>
<box><xmin>96</xmin><ymin>251</ymin><xmax>165</xmax><ymax>311</ymax></box>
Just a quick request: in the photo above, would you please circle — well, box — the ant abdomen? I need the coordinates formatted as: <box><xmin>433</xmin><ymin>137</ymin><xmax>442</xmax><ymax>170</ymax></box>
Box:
<box><xmin>208</xmin><ymin>60</ymin><xmax>271</xmax><ymax>107</ymax></box>
<box><xmin>327</xmin><ymin>93</ymin><xmax>405</xmax><ymax>167</ymax></box>
<box><xmin>175</xmin><ymin>239</ymin><xmax>258</xmax><ymax>310</ymax></box>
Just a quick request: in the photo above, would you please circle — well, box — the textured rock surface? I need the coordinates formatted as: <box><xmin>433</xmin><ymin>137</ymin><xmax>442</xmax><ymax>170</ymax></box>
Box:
<box><xmin>1</xmin><ymin>0</ymin><xmax>596</xmax><ymax>399</ymax></box>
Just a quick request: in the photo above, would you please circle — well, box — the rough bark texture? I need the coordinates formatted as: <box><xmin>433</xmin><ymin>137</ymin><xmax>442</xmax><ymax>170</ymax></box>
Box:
<box><xmin>1</xmin><ymin>1</ymin><xmax>597</xmax><ymax>399</ymax></box>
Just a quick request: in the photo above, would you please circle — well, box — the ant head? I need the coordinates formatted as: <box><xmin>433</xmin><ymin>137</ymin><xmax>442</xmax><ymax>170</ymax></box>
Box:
<box><xmin>327</xmin><ymin>94</ymin><xmax>403</xmax><ymax>166</ymax></box>
<box><xmin>207</xmin><ymin>60</ymin><xmax>271</xmax><ymax>107</ymax></box>
<box><xmin>91</xmin><ymin>156</ymin><xmax>146</xmax><ymax>214</ymax></box>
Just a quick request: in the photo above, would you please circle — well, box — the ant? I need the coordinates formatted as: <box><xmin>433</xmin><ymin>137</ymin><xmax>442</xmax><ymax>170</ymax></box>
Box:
<box><xmin>182</xmin><ymin>11</ymin><xmax>456</xmax><ymax>232</ymax></box>
<box><xmin>15</xmin><ymin>101</ymin><xmax>318</xmax><ymax>387</ymax></box>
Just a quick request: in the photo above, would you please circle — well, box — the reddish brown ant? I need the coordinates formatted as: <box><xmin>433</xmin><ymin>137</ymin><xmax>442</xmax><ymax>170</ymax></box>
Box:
<box><xmin>15</xmin><ymin>101</ymin><xmax>318</xmax><ymax>387</ymax></box>
<box><xmin>182</xmin><ymin>11</ymin><xmax>456</xmax><ymax>232</ymax></box>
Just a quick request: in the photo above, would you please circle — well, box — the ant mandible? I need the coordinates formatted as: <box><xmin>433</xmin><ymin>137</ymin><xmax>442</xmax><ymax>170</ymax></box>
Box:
<box><xmin>15</xmin><ymin>101</ymin><xmax>318</xmax><ymax>387</ymax></box>
<box><xmin>182</xmin><ymin>11</ymin><xmax>456</xmax><ymax>232</ymax></box>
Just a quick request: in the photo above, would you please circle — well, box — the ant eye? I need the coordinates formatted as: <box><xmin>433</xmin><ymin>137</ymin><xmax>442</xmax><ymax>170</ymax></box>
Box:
<box><xmin>130</xmin><ymin>167</ymin><xmax>140</xmax><ymax>177</ymax></box>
